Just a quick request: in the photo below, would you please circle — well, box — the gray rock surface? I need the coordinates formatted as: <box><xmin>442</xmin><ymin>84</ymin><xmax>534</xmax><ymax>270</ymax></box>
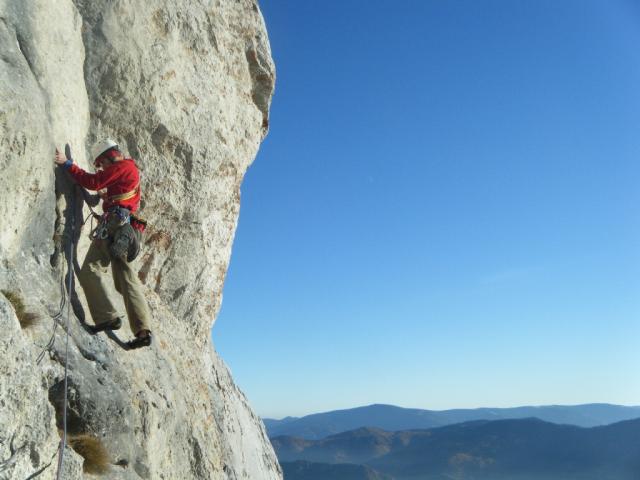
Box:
<box><xmin>0</xmin><ymin>1</ymin><xmax>278</xmax><ymax>478</ymax></box>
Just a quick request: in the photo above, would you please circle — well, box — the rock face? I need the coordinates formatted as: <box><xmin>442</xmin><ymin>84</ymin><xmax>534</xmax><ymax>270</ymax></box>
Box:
<box><xmin>0</xmin><ymin>1</ymin><xmax>278</xmax><ymax>479</ymax></box>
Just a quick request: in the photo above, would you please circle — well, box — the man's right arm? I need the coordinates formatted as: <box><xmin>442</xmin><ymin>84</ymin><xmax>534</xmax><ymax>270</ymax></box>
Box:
<box><xmin>67</xmin><ymin>163</ymin><xmax>123</xmax><ymax>191</ymax></box>
<box><xmin>54</xmin><ymin>148</ymin><xmax>122</xmax><ymax>191</ymax></box>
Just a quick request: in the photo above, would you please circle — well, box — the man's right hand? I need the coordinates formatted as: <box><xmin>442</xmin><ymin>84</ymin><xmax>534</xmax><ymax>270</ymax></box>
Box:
<box><xmin>54</xmin><ymin>148</ymin><xmax>67</xmax><ymax>166</ymax></box>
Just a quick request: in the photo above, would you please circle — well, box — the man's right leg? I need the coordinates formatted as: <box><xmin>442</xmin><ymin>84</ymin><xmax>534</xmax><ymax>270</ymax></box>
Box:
<box><xmin>78</xmin><ymin>239</ymin><xmax>121</xmax><ymax>326</ymax></box>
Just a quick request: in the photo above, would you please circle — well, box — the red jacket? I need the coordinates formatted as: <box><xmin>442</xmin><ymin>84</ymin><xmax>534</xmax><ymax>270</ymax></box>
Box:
<box><xmin>67</xmin><ymin>158</ymin><xmax>141</xmax><ymax>213</ymax></box>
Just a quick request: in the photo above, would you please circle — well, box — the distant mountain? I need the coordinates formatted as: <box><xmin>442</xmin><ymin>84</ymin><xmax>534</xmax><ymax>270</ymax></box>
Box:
<box><xmin>265</xmin><ymin>403</ymin><xmax>640</xmax><ymax>439</ymax></box>
<box><xmin>272</xmin><ymin>418</ymin><xmax>640</xmax><ymax>480</ymax></box>
<box><xmin>273</xmin><ymin>427</ymin><xmax>396</xmax><ymax>465</ymax></box>
<box><xmin>281</xmin><ymin>460</ymin><xmax>392</xmax><ymax>480</ymax></box>
<box><xmin>264</xmin><ymin>416</ymin><xmax>299</xmax><ymax>431</ymax></box>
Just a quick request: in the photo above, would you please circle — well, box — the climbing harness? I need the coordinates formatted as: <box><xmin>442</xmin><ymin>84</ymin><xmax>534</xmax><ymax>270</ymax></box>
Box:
<box><xmin>90</xmin><ymin>206</ymin><xmax>130</xmax><ymax>241</ymax></box>
<box><xmin>88</xmin><ymin>205</ymin><xmax>145</xmax><ymax>263</ymax></box>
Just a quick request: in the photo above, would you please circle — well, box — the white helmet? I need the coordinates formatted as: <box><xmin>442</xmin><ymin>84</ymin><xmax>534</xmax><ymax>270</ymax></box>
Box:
<box><xmin>92</xmin><ymin>138</ymin><xmax>119</xmax><ymax>160</ymax></box>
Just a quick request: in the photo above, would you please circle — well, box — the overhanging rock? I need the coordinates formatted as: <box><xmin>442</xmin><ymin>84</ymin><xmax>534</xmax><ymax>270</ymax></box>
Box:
<box><xmin>0</xmin><ymin>1</ymin><xmax>278</xmax><ymax>478</ymax></box>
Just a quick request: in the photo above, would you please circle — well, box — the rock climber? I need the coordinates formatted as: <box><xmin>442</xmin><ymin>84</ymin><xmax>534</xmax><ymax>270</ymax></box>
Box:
<box><xmin>54</xmin><ymin>139</ymin><xmax>152</xmax><ymax>349</ymax></box>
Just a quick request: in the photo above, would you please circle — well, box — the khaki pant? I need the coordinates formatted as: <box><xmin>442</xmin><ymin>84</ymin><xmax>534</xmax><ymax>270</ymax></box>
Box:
<box><xmin>78</xmin><ymin>238</ymin><xmax>151</xmax><ymax>335</ymax></box>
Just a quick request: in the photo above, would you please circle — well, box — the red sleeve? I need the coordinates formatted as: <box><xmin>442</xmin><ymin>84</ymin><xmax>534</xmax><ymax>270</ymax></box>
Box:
<box><xmin>67</xmin><ymin>163</ymin><xmax>124</xmax><ymax>191</ymax></box>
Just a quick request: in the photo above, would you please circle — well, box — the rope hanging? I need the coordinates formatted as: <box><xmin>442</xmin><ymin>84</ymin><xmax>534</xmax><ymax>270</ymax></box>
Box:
<box><xmin>55</xmin><ymin>146</ymin><xmax>77</xmax><ymax>479</ymax></box>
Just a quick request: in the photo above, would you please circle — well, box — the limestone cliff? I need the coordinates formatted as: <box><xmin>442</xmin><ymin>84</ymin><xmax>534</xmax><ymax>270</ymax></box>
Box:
<box><xmin>0</xmin><ymin>1</ymin><xmax>278</xmax><ymax>478</ymax></box>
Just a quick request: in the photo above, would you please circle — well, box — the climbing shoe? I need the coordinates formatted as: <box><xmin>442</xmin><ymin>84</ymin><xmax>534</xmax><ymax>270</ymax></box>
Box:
<box><xmin>89</xmin><ymin>317</ymin><xmax>122</xmax><ymax>334</ymax></box>
<box><xmin>127</xmin><ymin>331</ymin><xmax>152</xmax><ymax>350</ymax></box>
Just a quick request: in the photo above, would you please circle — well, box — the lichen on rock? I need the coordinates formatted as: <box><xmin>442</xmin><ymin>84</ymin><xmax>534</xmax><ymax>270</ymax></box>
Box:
<box><xmin>0</xmin><ymin>1</ymin><xmax>278</xmax><ymax>479</ymax></box>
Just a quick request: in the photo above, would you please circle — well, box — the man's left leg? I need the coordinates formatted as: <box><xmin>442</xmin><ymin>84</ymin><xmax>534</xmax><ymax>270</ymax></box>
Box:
<box><xmin>112</xmin><ymin>258</ymin><xmax>152</xmax><ymax>345</ymax></box>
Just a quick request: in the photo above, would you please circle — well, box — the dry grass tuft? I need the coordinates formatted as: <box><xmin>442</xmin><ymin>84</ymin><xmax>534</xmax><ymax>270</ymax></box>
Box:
<box><xmin>68</xmin><ymin>434</ymin><xmax>111</xmax><ymax>474</ymax></box>
<box><xmin>1</xmin><ymin>289</ymin><xmax>40</xmax><ymax>329</ymax></box>
<box><xmin>19</xmin><ymin>311</ymin><xmax>40</xmax><ymax>328</ymax></box>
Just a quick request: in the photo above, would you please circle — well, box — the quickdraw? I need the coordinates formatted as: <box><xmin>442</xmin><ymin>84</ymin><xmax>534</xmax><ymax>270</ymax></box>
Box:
<box><xmin>90</xmin><ymin>206</ymin><xmax>131</xmax><ymax>240</ymax></box>
<box><xmin>92</xmin><ymin>218</ymin><xmax>109</xmax><ymax>240</ymax></box>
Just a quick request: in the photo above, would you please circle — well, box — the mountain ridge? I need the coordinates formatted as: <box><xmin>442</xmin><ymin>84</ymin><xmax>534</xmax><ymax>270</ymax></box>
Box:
<box><xmin>272</xmin><ymin>417</ymin><xmax>640</xmax><ymax>480</ymax></box>
<box><xmin>265</xmin><ymin>402</ymin><xmax>640</xmax><ymax>439</ymax></box>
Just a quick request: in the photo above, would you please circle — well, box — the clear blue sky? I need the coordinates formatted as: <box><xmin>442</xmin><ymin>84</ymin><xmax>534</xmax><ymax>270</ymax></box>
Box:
<box><xmin>212</xmin><ymin>0</ymin><xmax>640</xmax><ymax>419</ymax></box>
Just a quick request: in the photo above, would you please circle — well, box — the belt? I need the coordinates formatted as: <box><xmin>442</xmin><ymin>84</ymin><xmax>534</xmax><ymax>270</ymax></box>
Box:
<box><xmin>109</xmin><ymin>184</ymin><xmax>140</xmax><ymax>202</ymax></box>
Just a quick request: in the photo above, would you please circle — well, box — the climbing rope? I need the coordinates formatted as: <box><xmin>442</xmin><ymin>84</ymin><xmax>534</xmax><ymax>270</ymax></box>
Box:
<box><xmin>84</xmin><ymin>203</ymin><xmax>102</xmax><ymax>239</ymax></box>
<box><xmin>37</xmin><ymin>175</ymin><xmax>88</xmax><ymax>365</ymax></box>
<box><xmin>35</xmin><ymin>274</ymin><xmax>65</xmax><ymax>365</ymax></box>
<box><xmin>55</xmin><ymin>148</ymin><xmax>77</xmax><ymax>480</ymax></box>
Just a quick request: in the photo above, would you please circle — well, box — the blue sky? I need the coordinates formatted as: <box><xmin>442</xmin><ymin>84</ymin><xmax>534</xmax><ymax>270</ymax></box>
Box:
<box><xmin>213</xmin><ymin>0</ymin><xmax>640</xmax><ymax>419</ymax></box>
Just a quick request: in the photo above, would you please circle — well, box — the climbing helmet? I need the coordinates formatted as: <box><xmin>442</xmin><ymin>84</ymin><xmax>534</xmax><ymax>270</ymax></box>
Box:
<box><xmin>92</xmin><ymin>138</ymin><xmax>119</xmax><ymax>162</ymax></box>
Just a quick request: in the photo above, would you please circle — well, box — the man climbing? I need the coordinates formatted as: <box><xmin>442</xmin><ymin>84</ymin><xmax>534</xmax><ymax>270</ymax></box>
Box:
<box><xmin>54</xmin><ymin>139</ymin><xmax>152</xmax><ymax>349</ymax></box>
